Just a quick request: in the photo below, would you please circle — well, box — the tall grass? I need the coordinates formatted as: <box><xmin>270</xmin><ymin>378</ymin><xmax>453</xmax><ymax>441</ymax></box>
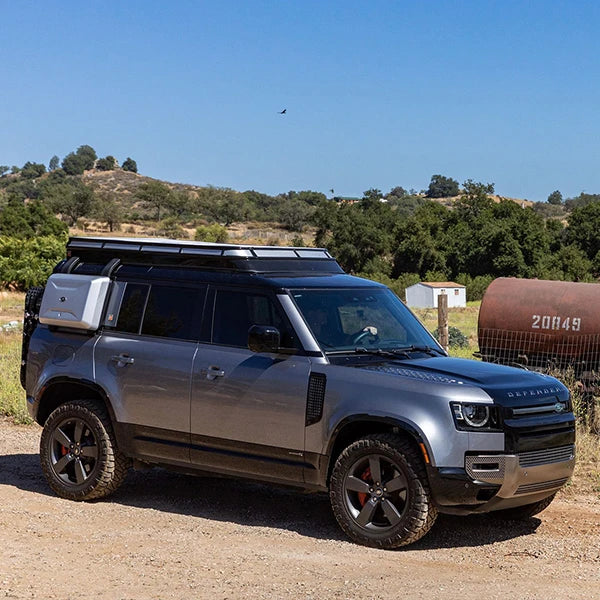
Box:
<box><xmin>0</xmin><ymin>332</ymin><xmax>30</xmax><ymax>423</ymax></box>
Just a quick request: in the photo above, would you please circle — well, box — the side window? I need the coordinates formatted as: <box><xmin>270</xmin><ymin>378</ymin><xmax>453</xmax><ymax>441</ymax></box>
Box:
<box><xmin>113</xmin><ymin>283</ymin><xmax>205</xmax><ymax>340</ymax></box>
<box><xmin>141</xmin><ymin>285</ymin><xmax>204</xmax><ymax>340</ymax></box>
<box><xmin>115</xmin><ymin>283</ymin><xmax>149</xmax><ymax>334</ymax></box>
<box><xmin>212</xmin><ymin>290</ymin><xmax>298</xmax><ymax>349</ymax></box>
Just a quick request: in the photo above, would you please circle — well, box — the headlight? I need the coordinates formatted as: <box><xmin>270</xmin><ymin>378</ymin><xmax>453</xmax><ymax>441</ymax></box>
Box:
<box><xmin>450</xmin><ymin>402</ymin><xmax>501</xmax><ymax>431</ymax></box>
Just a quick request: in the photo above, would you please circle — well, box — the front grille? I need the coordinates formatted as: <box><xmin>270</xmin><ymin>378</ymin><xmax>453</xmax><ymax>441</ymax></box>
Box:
<box><xmin>519</xmin><ymin>445</ymin><xmax>575</xmax><ymax>468</ymax></box>
<box><xmin>515</xmin><ymin>478</ymin><xmax>569</xmax><ymax>495</ymax></box>
<box><xmin>511</xmin><ymin>399</ymin><xmax>569</xmax><ymax>417</ymax></box>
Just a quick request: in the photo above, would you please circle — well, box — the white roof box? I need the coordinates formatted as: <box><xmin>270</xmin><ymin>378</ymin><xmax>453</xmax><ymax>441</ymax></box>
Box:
<box><xmin>39</xmin><ymin>274</ymin><xmax>111</xmax><ymax>331</ymax></box>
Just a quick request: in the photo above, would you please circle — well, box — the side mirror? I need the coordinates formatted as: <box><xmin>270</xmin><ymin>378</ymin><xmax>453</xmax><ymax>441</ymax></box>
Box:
<box><xmin>248</xmin><ymin>325</ymin><xmax>280</xmax><ymax>353</ymax></box>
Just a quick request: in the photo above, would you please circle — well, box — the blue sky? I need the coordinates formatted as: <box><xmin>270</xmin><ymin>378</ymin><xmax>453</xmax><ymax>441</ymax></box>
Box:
<box><xmin>1</xmin><ymin>1</ymin><xmax>599</xmax><ymax>201</ymax></box>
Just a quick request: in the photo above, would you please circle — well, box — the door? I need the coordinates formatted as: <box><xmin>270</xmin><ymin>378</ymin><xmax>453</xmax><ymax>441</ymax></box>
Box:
<box><xmin>190</xmin><ymin>288</ymin><xmax>311</xmax><ymax>483</ymax></box>
<box><xmin>94</xmin><ymin>281</ymin><xmax>205</xmax><ymax>463</ymax></box>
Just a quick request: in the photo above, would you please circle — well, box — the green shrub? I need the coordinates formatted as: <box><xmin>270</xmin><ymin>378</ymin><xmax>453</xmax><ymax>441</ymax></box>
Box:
<box><xmin>432</xmin><ymin>325</ymin><xmax>469</xmax><ymax>348</ymax></box>
<box><xmin>194</xmin><ymin>224</ymin><xmax>228</xmax><ymax>243</ymax></box>
<box><xmin>156</xmin><ymin>217</ymin><xmax>188</xmax><ymax>239</ymax></box>
<box><xmin>0</xmin><ymin>236</ymin><xmax>66</xmax><ymax>289</ymax></box>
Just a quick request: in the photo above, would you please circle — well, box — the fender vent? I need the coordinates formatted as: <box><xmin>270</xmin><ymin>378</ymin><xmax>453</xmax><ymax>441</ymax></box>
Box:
<box><xmin>306</xmin><ymin>373</ymin><xmax>326</xmax><ymax>426</ymax></box>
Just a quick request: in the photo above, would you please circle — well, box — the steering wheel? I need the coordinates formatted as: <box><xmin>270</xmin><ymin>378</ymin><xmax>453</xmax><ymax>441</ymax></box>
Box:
<box><xmin>351</xmin><ymin>327</ymin><xmax>379</xmax><ymax>346</ymax></box>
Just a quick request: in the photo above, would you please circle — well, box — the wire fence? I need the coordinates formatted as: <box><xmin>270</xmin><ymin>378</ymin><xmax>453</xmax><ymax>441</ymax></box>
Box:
<box><xmin>478</xmin><ymin>328</ymin><xmax>600</xmax><ymax>432</ymax></box>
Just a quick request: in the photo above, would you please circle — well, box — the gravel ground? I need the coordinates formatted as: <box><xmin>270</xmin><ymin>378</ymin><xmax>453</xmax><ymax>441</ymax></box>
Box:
<box><xmin>0</xmin><ymin>418</ymin><xmax>598</xmax><ymax>600</ymax></box>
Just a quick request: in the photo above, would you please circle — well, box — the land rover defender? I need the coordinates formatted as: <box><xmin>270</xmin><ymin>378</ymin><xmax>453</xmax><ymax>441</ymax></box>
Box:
<box><xmin>21</xmin><ymin>237</ymin><xmax>576</xmax><ymax>548</ymax></box>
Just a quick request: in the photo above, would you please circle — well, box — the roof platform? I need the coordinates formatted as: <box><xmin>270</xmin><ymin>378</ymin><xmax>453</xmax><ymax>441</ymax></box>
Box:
<box><xmin>65</xmin><ymin>236</ymin><xmax>344</xmax><ymax>275</ymax></box>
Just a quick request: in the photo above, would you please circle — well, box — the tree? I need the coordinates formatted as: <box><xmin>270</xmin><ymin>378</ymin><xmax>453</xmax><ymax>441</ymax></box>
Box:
<box><xmin>42</xmin><ymin>180</ymin><xmax>95</xmax><ymax>225</ymax></box>
<box><xmin>61</xmin><ymin>145</ymin><xmax>97</xmax><ymax>175</ymax></box>
<box><xmin>0</xmin><ymin>199</ymin><xmax>67</xmax><ymax>238</ymax></box>
<box><xmin>20</xmin><ymin>161</ymin><xmax>46</xmax><ymax>179</ymax></box>
<box><xmin>96</xmin><ymin>156</ymin><xmax>117</xmax><ymax>171</ymax></box>
<box><xmin>393</xmin><ymin>202</ymin><xmax>449</xmax><ymax>277</ymax></box>
<box><xmin>564</xmin><ymin>192</ymin><xmax>600</xmax><ymax>211</ymax></box>
<box><xmin>76</xmin><ymin>145</ymin><xmax>97</xmax><ymax>170</ymax></box>
<box><xmin>361</xmin><ymin>188</ymin><xmax>383</xmax><ymax>210</ymax></box>
<box><xmin>135</xmin><ymin>181</ymin><xmax>173</xmax><ymax>220</ymax></box>
<box><xmin>91</xmin><ymin>191</ymin><xmax>123</xmax><ymax>232</ymax></box>
<box><xmin>279</xmin><ymin>198</ymin><xmax>311</xmax><ymax>231</ymax></box>
<box><xmin>0</xmin><ymin>165</ymin><xmax>9</xmax><ymax>177</ymax></box>
<box><xmin>61</xmin><ymin>152</ymin><xmax>83</xmax><ymax>175</ymax></box>
<box><xmin>566</xmin><ymin>201</ymin><xmax>600</xmax><ymax>262</ymax></box>
<box><xmin>48</xmin><ymin>155</ymin><xmax>60</xmax><ymax>171</ymax></box>
<box><xmin>426</xmin><ymin>174</ymin><xmax>460</xmax><ymax>198</ymax></box>
<box><xmin>547</xmin><ymin>190</ymin><xmax>563</xmax><ymax>205</ymax></box>
<box><xmin>122</xmin><ymin>157</ymin><xmax>138</xmax><ymax>173</ymax></box>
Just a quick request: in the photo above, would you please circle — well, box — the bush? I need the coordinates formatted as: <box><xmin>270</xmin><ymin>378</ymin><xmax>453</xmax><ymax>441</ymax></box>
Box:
<box><xmin>194</xmin><ymin>224</ymin><xmax>228</xmax><ymax>243</ymax></box>
<box><xmin>155</xmin><ymin>217</ymin><xmax>188</xmax><ymax>239</ymax></box>
<box><xmin>432</xmin><ymin>326</ymin><xmax>469</xmax><ymax>348</ymax></box>
<box><xmin>0</xmin><ymin>236</ymin><xmax>66</xmax><ymax>289</ymax></box>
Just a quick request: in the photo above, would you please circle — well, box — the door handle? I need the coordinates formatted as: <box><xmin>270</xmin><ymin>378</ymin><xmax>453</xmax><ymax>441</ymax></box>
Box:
<box><xmin>206</xmin><ymin>365</ymin><xmax>225</xmax><ymax>380</ymax></box>
<box><xmin>111</xmin><ymin>354</ymin><xmax>135</xmax><ymax>367</ymax></box>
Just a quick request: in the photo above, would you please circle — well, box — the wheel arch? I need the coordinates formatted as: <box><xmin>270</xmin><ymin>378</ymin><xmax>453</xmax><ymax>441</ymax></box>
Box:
<box><xmin>325</xmin><ymin>415</ymin><xmax>432</xmax><ymax>486</ymax></box>
<box><xmin>35</xmin><ymin>377</ymin><xmax>117</xmax><ymax>428</ymax></box>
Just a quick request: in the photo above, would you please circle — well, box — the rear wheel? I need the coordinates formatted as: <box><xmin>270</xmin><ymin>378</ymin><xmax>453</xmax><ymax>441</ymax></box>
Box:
<box><xmin>330</xmin><ymin>434</ymin><xmax>437</xmax><ymax>549</ymax></box>
<box><xmin>40</xmin><ymin>399</ymin><xmax>129</xmax><ymax>500</ymax></box>
<box><xmin>489</xmin><ymin>493</ymin><xmax>556</xmax><ymax>520</ymax></box>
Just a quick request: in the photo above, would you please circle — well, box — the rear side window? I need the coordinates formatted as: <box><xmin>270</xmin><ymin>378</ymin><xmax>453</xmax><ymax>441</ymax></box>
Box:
<box><xmin>115</xmin><ymin>283</ymin><xmax>149</xmax><ymax>334</ymax></box>
<box><xmin>113</xmin><ymin>283</ymin><xmax>205</xmax><ymax>340</ymax></box>
<box><xmin>142</xmin><ymin>285</ymin><xmax>203</xmax><ymax>340</ymax></box>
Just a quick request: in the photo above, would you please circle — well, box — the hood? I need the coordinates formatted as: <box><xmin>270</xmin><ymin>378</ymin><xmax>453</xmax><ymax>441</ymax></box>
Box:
<box><xmin>358</xmin><ymin>356</ymin><xmax>569</xmax><ymax>406</ymax></box>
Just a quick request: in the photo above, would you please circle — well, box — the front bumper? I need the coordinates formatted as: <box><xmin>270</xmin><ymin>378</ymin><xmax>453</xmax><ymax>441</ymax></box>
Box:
<box><xmin>430</xmin><ymin>444</ymin><xmax>575</xmax><ymax>514</ymax></box>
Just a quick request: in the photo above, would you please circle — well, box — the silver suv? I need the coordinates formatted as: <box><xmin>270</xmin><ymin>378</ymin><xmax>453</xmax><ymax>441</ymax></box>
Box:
<box><xmin>22</xmin><ymin>237</ymin><xmax>576</xmax><ymax>548</ymax></box>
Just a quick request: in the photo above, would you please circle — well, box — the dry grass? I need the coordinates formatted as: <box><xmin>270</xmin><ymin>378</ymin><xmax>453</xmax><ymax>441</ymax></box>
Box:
<box><xmin>413</xmin><ymin>302</ymin><xmax>480</xmax><ymax>356</ymax></box>
<box><xmin>563</xmin><ymin>428</ymin><xmax>600</xmax><ymax>496</ymax></box>
<box><xmin>0</xmin><ymin>332</ymin><xmax>29</xmax><ymax>424</ymax></box>
<box><xmin>0</xmin><ymin>291</ymin><xmax>24</xmax><ymax>325</ymax></box>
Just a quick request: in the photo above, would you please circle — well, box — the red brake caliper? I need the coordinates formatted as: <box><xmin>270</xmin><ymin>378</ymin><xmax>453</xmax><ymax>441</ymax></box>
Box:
<box><xmin>61</xmin><ymin>445</ymin><xmax>68</xmax><ymax>456</ymax></box>
<box><xmin>357</xmin><ymin>467</ymin><xmax>372</xmax><ymax>507</ymax></box>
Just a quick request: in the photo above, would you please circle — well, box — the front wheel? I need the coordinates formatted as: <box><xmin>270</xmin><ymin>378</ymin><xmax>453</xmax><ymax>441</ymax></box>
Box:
<box><xmin>40</xmin><ymin>399</ymin><xmax>129</xmax><ymax>500</ymax></box>
<box><xmin>330</xmin><ymin>434</ymin><xmax>437</xmax><ymax>549</ymax></box>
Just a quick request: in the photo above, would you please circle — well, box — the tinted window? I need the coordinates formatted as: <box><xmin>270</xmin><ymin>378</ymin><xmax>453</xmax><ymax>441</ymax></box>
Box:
<box><xmin>212</xmin><ymin>290</ymin><xmax>298</xmax><ymax>349</ymax></box>
<box><xmin>141</xmin><ymin>286</ymin><xmax>204</xmax><ymax>340</ymax></box>
<box><xmin>116</xmin><ymin>283</ymin><xmax>149</xmax><ymax>334</ymax></box>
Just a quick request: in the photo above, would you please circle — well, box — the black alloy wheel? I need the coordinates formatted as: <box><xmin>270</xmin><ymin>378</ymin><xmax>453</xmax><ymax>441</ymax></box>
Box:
<box><xmin>48</xmin><ymin>416</ymin><xmax>99</xmax><ymax>486</ymax></box>
<box><xmin>330</xmin><ymin>434</ymin><xmax>437</xmax><ymax>549</ymax></box>
<box><xmin>40</xmin><ymin>399</ymin><xmax>129</xmax><ymax>500</ymax></box>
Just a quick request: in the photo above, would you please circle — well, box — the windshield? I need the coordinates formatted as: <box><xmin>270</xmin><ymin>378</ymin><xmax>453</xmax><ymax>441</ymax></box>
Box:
<box><xmin>291</xmin><ymin>287</ymin><xmax>440</xmax><ymax>353</ymax></box>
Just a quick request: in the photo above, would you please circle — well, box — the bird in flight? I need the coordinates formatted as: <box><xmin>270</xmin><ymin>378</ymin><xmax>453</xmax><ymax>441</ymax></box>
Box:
<box><xmin>278</xmin><ymin>109</ymin><xmax>286</xmax><ymax>114</ymax></box>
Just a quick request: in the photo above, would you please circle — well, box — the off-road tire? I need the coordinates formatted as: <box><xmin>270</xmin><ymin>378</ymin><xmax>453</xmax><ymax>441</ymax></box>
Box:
<box><xmin>20</xmin><ymin>286</ymin><xmax>45</xmax><ymax>388</ymax></box>
<box><xmin>489</xmin><ymin>493</ymin><xmax>556</xmax><ymax>521</ymax></box>
<box><xmin>330</xmin><ymin>433</ymin><xmax>437</xmax><ymax>549</ymax></box>
<box><xmin>40</xmin><ymin>399</ymin><xmax>129</xmax><ymax>501</ymax></box>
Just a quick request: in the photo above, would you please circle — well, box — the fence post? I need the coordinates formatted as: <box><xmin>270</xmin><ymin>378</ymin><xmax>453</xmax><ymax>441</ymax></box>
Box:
<box><xmin>437</xmin><ymin>293</ymin><xmax>448</xmax><ymax>351</ymax></box>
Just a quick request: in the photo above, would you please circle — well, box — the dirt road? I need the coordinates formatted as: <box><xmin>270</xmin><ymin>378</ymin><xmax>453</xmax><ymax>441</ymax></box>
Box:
<box><xmin>0</xmin><ymin>418</ymin><xmax>598</xmax><ymax>600</ymax></box>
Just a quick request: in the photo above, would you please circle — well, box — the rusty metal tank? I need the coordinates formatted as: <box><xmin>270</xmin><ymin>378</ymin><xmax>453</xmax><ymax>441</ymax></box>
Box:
<box><xmin>478</xmin><ymin>277</ymin><xmax>600</xmax><ymax>369</ymax></box>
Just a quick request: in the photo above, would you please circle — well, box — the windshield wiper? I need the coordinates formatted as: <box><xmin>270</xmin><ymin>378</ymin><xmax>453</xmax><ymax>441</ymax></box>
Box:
<box><xmin>353</xmin><ymin>347</ymin><xmax>401</xmax><ymax>359</ymax></box>
<box><xmin>325</xmin><ymin>345</ymin><xmax>446</xmax><ymax>359</ymax></box>
<box><xmin>392</xmin><ymin>345</ymin><xmax>446</xmax><ymax>357</ymax></box>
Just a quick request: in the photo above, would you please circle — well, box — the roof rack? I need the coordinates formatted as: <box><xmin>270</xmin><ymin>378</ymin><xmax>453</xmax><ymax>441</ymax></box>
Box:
<box><xmin>66</xmin><ymin>237</ymin><xmax>344</xmax><ymax>275</ymax></box>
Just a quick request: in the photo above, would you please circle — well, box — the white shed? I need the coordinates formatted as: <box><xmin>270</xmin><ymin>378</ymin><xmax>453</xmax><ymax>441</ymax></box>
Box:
<box><xmin>405</xmin><ymin>282</ymin><xmax>466</xmax><ymax>308</ymax></box>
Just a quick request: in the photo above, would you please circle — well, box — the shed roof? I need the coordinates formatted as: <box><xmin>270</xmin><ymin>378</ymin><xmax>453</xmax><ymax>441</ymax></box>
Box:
<box><xmin>418</xmin><ymin>281</ymin><xmax>465</xmax><ymax>289</ymax></box>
